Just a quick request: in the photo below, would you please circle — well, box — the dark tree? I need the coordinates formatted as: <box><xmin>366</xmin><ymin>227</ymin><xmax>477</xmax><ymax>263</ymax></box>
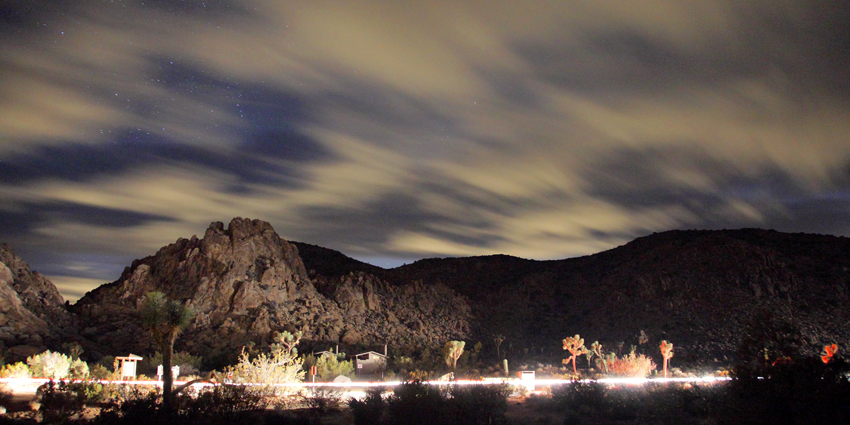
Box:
<box><xmin>139</xmin><ymin>291</ymin><xmax>192</xmax><ymax>412</ymax></box>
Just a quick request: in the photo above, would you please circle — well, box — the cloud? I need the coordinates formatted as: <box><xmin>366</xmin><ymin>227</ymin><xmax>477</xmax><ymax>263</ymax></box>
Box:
<box><xmin>49</xmin><ymin>276</ymin><xmax>106</xmax><ymax>303</ymax></box>
<box><xmin>1</xmin><ymin>0</ymin><xmax>850</xmax><ymax>301</ymax></box>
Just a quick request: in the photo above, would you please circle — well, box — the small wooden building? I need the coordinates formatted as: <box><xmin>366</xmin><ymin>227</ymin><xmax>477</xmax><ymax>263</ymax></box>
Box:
<box><xmin>354</xmin><ymin>351</ymin><xmax>388</xmax><ymax>376</ymax></box>
<box><xmin>115</xmin><ymin>354</ymin><xmax>143</xmax><ymax>380</ymax></box>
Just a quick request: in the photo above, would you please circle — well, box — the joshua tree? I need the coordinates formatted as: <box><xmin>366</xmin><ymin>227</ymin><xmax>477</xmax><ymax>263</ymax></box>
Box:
<box><xmin>562</xmin><ymin>335</ymin><xmax>587</xmax><ymax>375</ymax></box>
<box><xmin>443</xmin><ymin>340</ymin><xmax>465</xmax><ymax>369</ymax></box>
<box><xmin>659</xmin><ymin>340</ymin><xmax>674</xmax><ymax>377</ymax></box>
<box><xmin>139</xmin><ymin>291</ymin><xmax>193</xmax><ymax>412</ymax></box>
<box><xmin>822</xmin><ymin>343</ymin><xmax>839</xmax><ymax>364</ymax></box>
<box><xmin>588</xmin><ymin>341</ymin><xmax>603</xmax><ymax>371</ymax></box>
<box><xmin>494</xmin><ymin>334</ymin><xmax>505</xmax><ymax>359</ymax></box>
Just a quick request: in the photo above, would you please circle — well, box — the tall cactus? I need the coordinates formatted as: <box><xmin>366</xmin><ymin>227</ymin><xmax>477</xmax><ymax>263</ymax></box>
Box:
<box><xmin>659</xmin><ymin>340</ymin><xmax>674</xmax><ymax>377</ymax></box>
<box><xmin>562</xmin><ymin>334</ymin><xmax>587</xmax><ymax>375</ymax></box>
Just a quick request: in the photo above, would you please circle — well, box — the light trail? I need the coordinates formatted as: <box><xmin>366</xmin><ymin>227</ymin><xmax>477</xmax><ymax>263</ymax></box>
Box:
<box><xmin>1</xmin><ymin>375</ymin><xmax>731</xmax><ymax>396</ymax></box>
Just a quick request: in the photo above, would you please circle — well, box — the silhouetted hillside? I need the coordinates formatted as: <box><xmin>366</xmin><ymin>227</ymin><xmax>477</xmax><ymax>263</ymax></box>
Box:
<box><xmin>4</xmin><ymin>223</ymin><xmax>848</xmax><ymax>368</ymax></box>
<box><xmin>291</xmin><ymin>241</ymin><xmax>385</xmax><ymax>278</ymax></box>
<box><xmin>372</xmin><ymin>229</ymin><xmax>850</xmax><ymax>364</ymax></box>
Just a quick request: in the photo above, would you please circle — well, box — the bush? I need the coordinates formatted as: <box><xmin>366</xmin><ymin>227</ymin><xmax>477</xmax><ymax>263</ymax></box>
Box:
<box><xmin>0</xmin><ymin>361</ymin><xmax>31</xmax><ymax>379</ymax></box>
<box><xmin>180</xmin><ymin>384</ymin><xmax>268</xmax><ymax>417</ymax></box>
<box><xmin>448</xmin><ymin>383</ymin><xmax>510</xmax><ymax>425</ymax></box>
<box><xmin>551</xmin><ymin>381</ymin><xmax>724</xmax><ymax>424</ymax></box>
<box><xmin>551</xmin><ymin>381</ymin><xmax>607</xmax><ymax>416</ymax></box>
<box><xmin>93</xmin><ymin>384</ymin><xmax>310</xmax><ymax>425</ymax></box>
<box><xmin>348</xmin><ymin>387</ymin><xmax>386</xmax><ymax>425</ymax></box>
<box><xmin>315</xmin><ymin>352</ymin><xmax>354</xmax><ymax>381</ymax></box>
<box><xmin>724</xmin><ymin>357</ymin><xmax>850</xmax><ymax>423</ymax></box>
<box><xmin>92</xmin><ymin>388</ymin><xmax>163</xmax><ymax>425</ymax></box>
<box><xmin>226</xmin><ymin>331</ymin><xmax>305</xmax><ymax>397</ymax></box>
<box><xmin>25</xmin><ymin>350</ymin><xmax>89</xmax><ymax>380</ymax></box>
<box><xmin>69</xmin><ymin>358</ymin><xmax>90</xmax><ymax>379</ymax></box>
<box><xmin>385</xmin><ymin>381</ymin><xmax>511</xmax><ymax>425</ymax></box>
<box><xmin>604</xmin><ymin>350</ymin><xmax>656</xmax><ymax>377</ymax></box>
<box><xmin>36</xmin><ymin>380</ymin><xmax>88</xmax><ymax>423</ymax></box>
<box><xmin>387</xmin><ymin>380</ymin><xmax>449</xmax><ymax>425</ymax></box>
<box><xmin>89</xmin><ymin>363</ymin><xmax>119</xmax><ymax>380</ymax></box>
<box><xmin>388</xmin><ymin>356</ymin><xmax>415</xmax><ymax>377</ymax></box>
<box><xmin>300</xmin><ymin>386</ymin><xmax>345</xmax><ymax>412</ymax></box>
<box><xmin>28</xmin><ymin>351</ymin><xmax>72</xmax><ymax>379</ymax></box>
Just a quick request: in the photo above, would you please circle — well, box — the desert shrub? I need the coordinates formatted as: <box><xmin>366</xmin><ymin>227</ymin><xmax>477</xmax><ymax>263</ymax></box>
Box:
<box><xmin>226</xmin><ymin>331</ymin><xmax>305</xmax><ymax>397</ymax></box>
<box><xmin>642</xmin><ymin>382</ymin><xmax>724</xmax><ymax>421</ymax></box>
<box><xmin>24</xmin><ymin>351</ymin><xmax>89</xmax><ymax>380</ymax></box>
<box><xmin>348</xmin><ymin>386</ymin><xmax>386</xmax><ymax>425</ymax></box>
<box><xmin>604</xmin><ymin>350</ymin><xmax>656</xmax><ymax>377</ymax></box>
<box><xmin>70</xmin><ymin>380</ymin><xmax>108</xmax><ymax>404</ymax></box>
<box><xmin>315</xmin><ymin>352</ymin><xmax>354</xmax><ymax>381</ymax></box>
<box><xmin>36</xmin><ymin>380</ymin><xmax>88</xmax><ymax>424</ymax></box>
<box><xmin>92</xmin><ymin>388</ymin><xmax>164</xmax><ymax>425</ymax></box>
<box><xmin>180</xmin><ymin>384</ymin><xmax>268</xmax><ymax>416</ymax></box>
<box><xmin>448</xmin><ymin>383</ymin><xmax>510</xmax><ymax>425</ymax></box>
<box><xmin>69</xmin><ymin>358</ymin><xmax>90</xmax><ymax>379</ymax></box>
<box><xmin>724</xmin><ymin>357</ymin><xmax>850</xmax><ymax>423</ymax></box>
<box><xmin>27</xmin><ymin>351</ymin><xmax>72</xmax><ymax>379</ymax></box>
<box><xmin>0</xmin><ymin>361</ymin><xmax>31</xmax><ymax>379</ymax></box>
<box><xmin>92</xmin><ymin>384</ymin><xmax>311</xmax><ymax>425</ymax></box>
<box><xmin>458</xmin><ymin>341</ymin><xmax>483</xmax><ymax>369</ymax></box>
<box><xmin>89</xmin><ymin>363</ymin><xmax>119</xmax><ymax>380</ymax></box>
<box><xmin>301</xmin><ymin>353</ymin><xmax>317</xmax><ymax>371</ymax></box>
<box><xmin>406</xmin><ymin>369</ymin><xmax>431</xmax><ymax>381</ymax></box>
<box><xmin>553</xmin><ymin>382</ymin><xmax>723</xmax><ymax>424</ymax></box>
<box><xmin>100</xmin><ymin>356</ymin><xmax>116</xmax><ymax>369</ymax></box>
<box><xmin>551</xmin><ymin>380</ymin><xmax>608</xmax><ymax>418</ymax></box>
<box><xmin>389</xmin><ymin>355</ymin><xmax>414</xmax><ymax>375</ymax></box>
<box><xmin>300</xmin><ymin>386</ymin><xmax>345</xmax><ymax>412</ymax></box>
<box><xmin>387</xmin><ymin>380</ymin><xmax>449</xmax><ymax>425</ymax></box>
<box><xmin>408</xmin><ymin>345</ymin><xmax>443</xmax><ymax>373</ymax></box>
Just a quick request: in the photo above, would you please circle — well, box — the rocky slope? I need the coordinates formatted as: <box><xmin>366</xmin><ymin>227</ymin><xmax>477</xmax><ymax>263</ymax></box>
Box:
<box><xmin>0</xmin><ymin>244</ymin><xmax>76</xmax><ymax>359</ymax></box>
<box><xmin>72</xmin><ymin>218</ymin><xmax>471</xmax><ymax>363</ymax></box>
<box><xmin>4</xmin><ymin>222</ymin><xmax>848</xmax><ymax>369</ymax></box>
<box><xmin>376</xmin><ymin>229</ymin><xmax>850</xmax><ymax>364</ymax></box>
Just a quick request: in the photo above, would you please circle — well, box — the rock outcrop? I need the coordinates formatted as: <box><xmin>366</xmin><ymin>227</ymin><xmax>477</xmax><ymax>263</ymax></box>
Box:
<box><xmin>72</xmin><ymin>218</ymin><xmax>471</xmax><ymax>361</ymax></box>
<box><xmin>0</xmin><ymin>244</ymin><xmax>74</xmax><ymax>354</ymax></box>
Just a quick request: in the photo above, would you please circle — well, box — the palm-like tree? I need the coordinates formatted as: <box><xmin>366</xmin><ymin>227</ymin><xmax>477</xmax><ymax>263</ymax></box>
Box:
<box><xmin>139</xmin><ymin>291</ymin><xmax>192</xmax><ymax>411</ymax></box>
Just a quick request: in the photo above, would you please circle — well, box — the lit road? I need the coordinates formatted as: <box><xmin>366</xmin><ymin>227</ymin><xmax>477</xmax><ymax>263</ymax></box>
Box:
<box><xmin>1</xmin><ymin>375</ymin><xmax>730</xmax><ymax>398</ymax></box>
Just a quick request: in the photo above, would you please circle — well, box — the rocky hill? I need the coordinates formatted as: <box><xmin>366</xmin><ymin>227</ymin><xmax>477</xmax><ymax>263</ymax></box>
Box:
<box><xmin>3</xmin><ymin>221</ymin><xmax>848</xmax><ymax>369</ymax></box>
<box><xmin>0</xmin><ymin>244</ymin><xmax>76</xmax><ymax>360</ymax></box>
<box><xmin>71</xmin><ymin>218</ymin><xmax>470</xmax><ymax>364</ymax></box>
<box><xmin>374</xmin><ymin>229</ymin><xmax>850</xmax><ymax>364</ymax></box>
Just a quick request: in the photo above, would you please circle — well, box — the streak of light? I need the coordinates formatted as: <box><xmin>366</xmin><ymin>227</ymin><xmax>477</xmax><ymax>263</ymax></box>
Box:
<box><xmin>0</xmin><ymin>375</ymin><xmax>731</xmax><ymax>396</ymax></box>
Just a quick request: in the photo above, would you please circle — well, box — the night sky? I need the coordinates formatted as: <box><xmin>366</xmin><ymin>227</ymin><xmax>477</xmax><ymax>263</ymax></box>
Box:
<box><xmin>1</xmin><ymin>1</ymin><xmax>849</xmax><ymax>302</ymax></box>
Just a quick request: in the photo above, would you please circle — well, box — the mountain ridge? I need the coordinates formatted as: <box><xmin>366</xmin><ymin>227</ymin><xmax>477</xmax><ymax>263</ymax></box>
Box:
<box><xmin>2</xmin><ymin>221</ymin><xmax>848</xmax><ymax>368</ymax></box>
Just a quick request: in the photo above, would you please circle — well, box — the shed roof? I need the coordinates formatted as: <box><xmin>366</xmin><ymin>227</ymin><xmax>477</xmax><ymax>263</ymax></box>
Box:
<box><xmin>355</xmin><ymin>351</ymin><xmax>388</xmax><ymax>359</ymax></box>
<box><xmin>115</xmin><ymin>354</ymin><xmax>143</xmax><ymax>361</ymax></box>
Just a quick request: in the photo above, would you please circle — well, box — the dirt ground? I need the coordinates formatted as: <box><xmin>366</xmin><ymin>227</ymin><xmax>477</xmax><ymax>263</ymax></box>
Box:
<box><xmin>1</xmin><ymin>392</ymin><xmax>565</xmax><ymax>425</ymax></box>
